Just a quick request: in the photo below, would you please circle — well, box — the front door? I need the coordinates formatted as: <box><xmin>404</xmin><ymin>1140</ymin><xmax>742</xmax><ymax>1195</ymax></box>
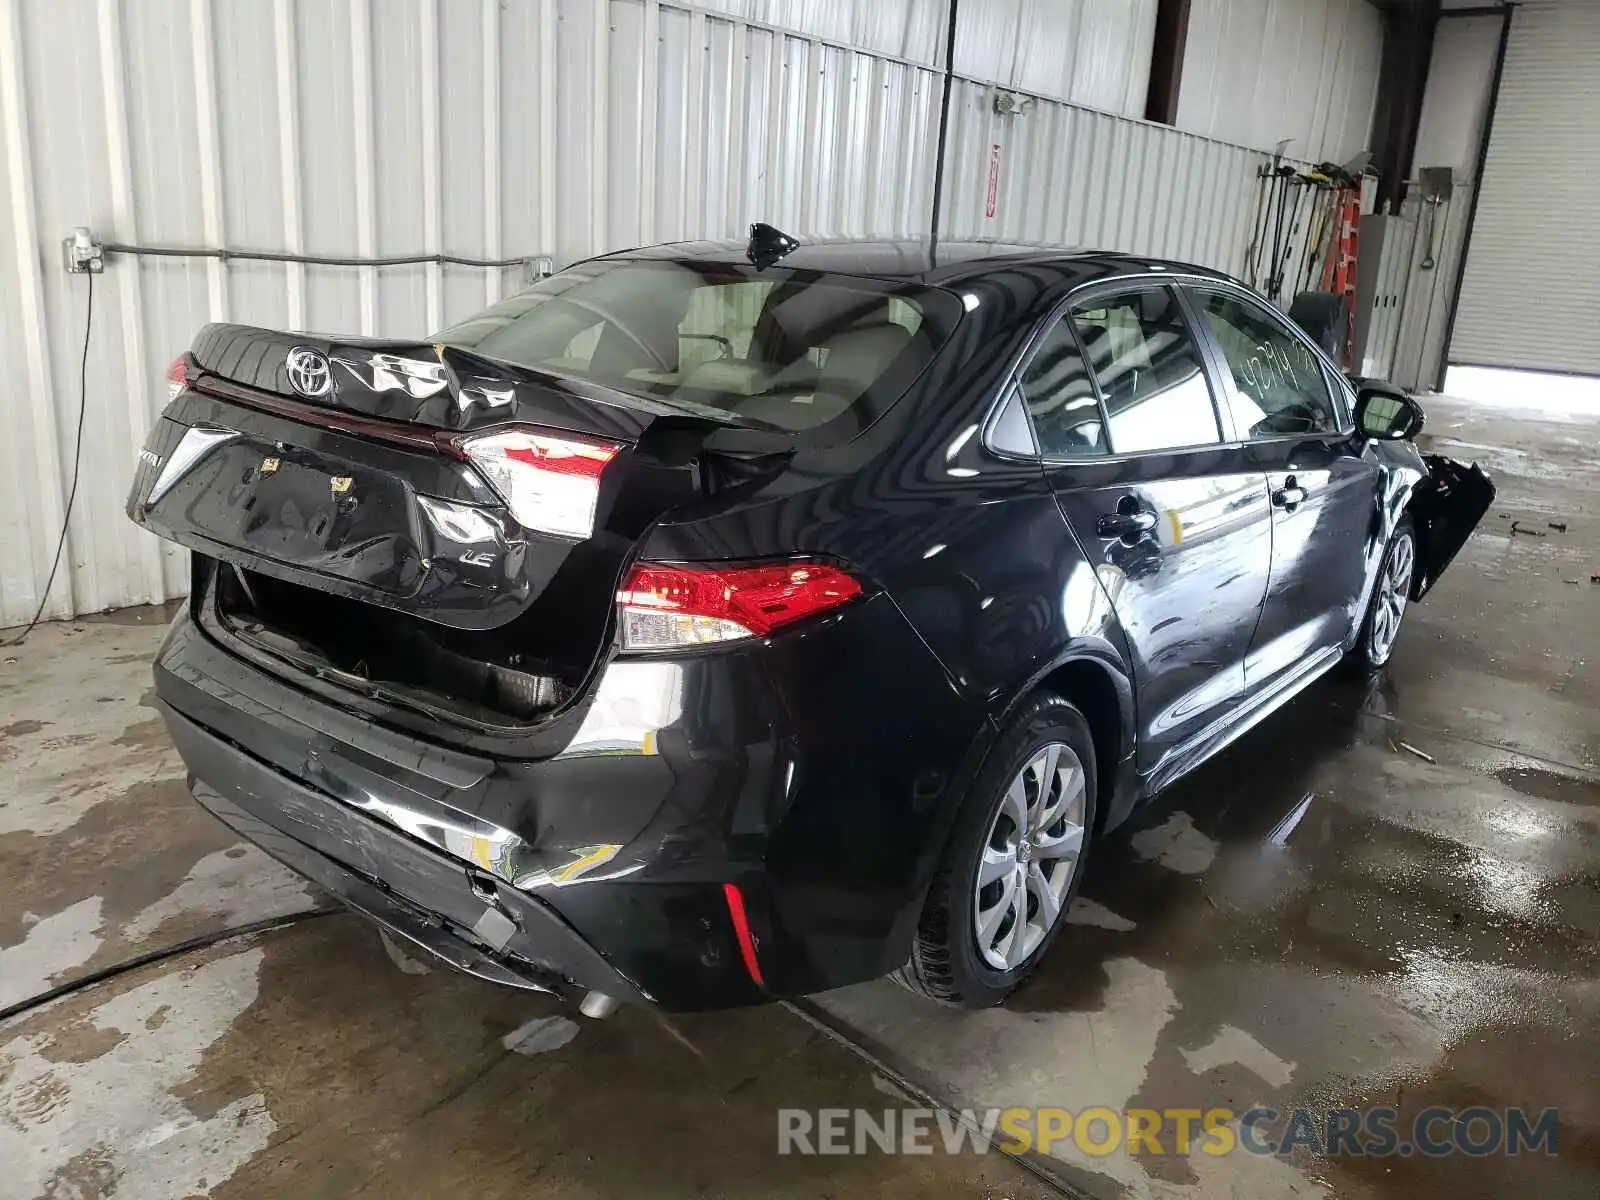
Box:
<box><xmin>1023</xmin><ymin>284</ymin><xmax>1274</xmax><ymax>773</ymax></box>
<box><xmin>1184</xmin><ymin>287</ymin><xmax>1380</xmax><ymax>690</ymax></box>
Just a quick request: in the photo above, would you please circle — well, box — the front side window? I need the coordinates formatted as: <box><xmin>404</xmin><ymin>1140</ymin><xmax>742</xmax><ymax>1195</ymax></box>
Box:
<box><xmin>434</xmin><ymin>260</ymin><xmax>961</xmax><ymax>434</ymax></box>
<box><xmin>1192</xmin><ymin>290</ymin><xmax>1340</xmax><ymax>438</ymax></box>
<box><xmin>1068</xmin><ymin>287</ymin><xmax>1221</xmax><ymax>453</ymax></box>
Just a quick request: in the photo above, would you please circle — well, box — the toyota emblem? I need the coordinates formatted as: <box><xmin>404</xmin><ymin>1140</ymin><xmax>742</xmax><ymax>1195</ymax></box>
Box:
<box><xmin>285</xmin><ymin>346</ymin><xmax>333</xmax><ymax>398</ymax></box>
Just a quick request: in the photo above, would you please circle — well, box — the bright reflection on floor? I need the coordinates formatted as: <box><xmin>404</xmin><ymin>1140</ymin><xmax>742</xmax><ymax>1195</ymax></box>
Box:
<box><xmin>1442</xmin><ymin>365</ymin><xmax>1600</xmax><ymax>416</ymax></box>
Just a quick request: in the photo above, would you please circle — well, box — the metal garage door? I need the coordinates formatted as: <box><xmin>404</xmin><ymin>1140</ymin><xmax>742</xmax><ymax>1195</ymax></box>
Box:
<box><xmin>1449</xmin><ymin>0</ymin><xmax>1600</xmax><ymax>375</ymax></box>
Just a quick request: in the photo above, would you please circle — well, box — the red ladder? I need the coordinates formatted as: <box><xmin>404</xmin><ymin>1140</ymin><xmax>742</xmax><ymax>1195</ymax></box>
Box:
<box><xmin>1319</xmin><ymin>187</ymin><xmax>1361</xmax><ymax>367</ymax></box>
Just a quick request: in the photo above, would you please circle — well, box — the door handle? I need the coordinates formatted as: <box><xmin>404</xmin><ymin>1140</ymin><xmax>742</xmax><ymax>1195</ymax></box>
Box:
<box><xmin>1096</xmin><ymin>503</ymin><xmax>1158</xmax><ymax>540</ymax></box>
<box><xmin>1271</xmin><ymin>476</ymin><xmax>1307</xmax><ymax>510</ymax></box>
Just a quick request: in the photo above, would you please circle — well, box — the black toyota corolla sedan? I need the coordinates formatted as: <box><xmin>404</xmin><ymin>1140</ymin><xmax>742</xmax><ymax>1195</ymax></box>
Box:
<box><xmin>128</xmin><ymin>230</ymin><xmax>1492</xmax><ymax>1013</ymax></box>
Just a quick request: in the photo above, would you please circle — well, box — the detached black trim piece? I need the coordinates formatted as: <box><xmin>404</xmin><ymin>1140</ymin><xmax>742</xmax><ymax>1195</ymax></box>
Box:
<box><xmin>1411</xmin><ymin>455</ymin><xmax>1497</xmax><ymax>600</ymax></box>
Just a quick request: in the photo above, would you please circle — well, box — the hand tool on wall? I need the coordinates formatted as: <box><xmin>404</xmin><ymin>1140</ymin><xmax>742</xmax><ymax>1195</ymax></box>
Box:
<box><xmin>1245</xmin><ymin>139</ymin><xmax>1293</xmax><ymax>289</ymax></box>
<box><xmin>1267</xmin><ymin>174</ymin><xmax>1312</xmax><ymax>304</ymax></box>
<box><xmin>1417</xmin><ymin>166</ymin><xmax>1454</xmax><ymax>271</ymax></box>
<box><xmin>1295</xmin><ymin>170</ymin><xmax>1335</xmax><ymax>296</ymax></box>
<box><xmin>1264</xmin><ymin>162</ymin><xmax>1296</xmax><ymax>298</ymax></box>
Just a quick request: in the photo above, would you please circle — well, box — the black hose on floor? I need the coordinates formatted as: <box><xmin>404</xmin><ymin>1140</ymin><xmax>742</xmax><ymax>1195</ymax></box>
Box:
<box><xmin>7</xmin><ymin>910</ymin><xmax>1092</xmax><ymax>1198</ymax></box>
<box><xmin>782</xmin><ymin>997</ymin><xmax>1094</xmax><ymax>1200</ymax></box>
<box><xmin>0</xmin><ymin>906</ymin><xmax>344</xmax><ymax>1025</ymax></box>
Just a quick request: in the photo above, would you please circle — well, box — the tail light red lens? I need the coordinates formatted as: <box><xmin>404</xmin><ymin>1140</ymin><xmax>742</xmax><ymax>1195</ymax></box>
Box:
<box><xmin>617</xmin><ymin>561</ymin><xmax>863</xmax><ymax>649</ymax></box>
<box><xmin>460</xmin><ymin>429</ymin><xmax>621</xmax><ymax>539</ymax></box>
<box><xmin>722</xmin><ymin>882</ymin><xmax>766</xmax><ymax>987</ymax></box>
<box><xmin>165</xmin><ymin>356</ymin><xmax>188</xmax><ymax>401</ymax></box>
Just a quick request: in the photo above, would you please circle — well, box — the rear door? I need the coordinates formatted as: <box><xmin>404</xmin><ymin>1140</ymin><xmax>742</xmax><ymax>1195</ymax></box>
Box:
<box><xmin>1182</xmin><ymin>286</ymin><xmax>1379</xmax><ymax>689</ymax></box>
<box><xmin>1025</xmin><ymin>283</ymin><xmax>1274</xmax><ymax>772</ymax></box>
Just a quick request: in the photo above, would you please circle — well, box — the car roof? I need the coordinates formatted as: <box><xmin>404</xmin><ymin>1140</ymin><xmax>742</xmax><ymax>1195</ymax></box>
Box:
<box><xmin>595</xmin><ymin>236</ymin><xmax>1237</xmax><ymax>289</ymax></box>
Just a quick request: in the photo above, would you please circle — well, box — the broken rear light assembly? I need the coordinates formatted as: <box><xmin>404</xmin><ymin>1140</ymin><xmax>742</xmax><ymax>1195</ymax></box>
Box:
<box><xmin>616</xmin><ymin>561</ymin><xmax>863</xmax><ymax>650</ymax></box>
<box><xmin>165</xmin><ymin>355</ymin><xmax>188</xmax><ymax>401</ymax></box>
<box><xmin>460</xmin><ymin>428</ymin><xmax>621</xmax><ymax>540</ymax></box>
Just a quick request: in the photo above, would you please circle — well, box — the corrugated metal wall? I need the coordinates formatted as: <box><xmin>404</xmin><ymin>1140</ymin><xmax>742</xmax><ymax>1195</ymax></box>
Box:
<box><xmin>695</xmin><ymin>0</ymin><xmax>947</xmax><ymax>64</ymax></box>
<box><xmin>1391</xmin><ymin>186</ymin><xmax>1474</xmax><ymax>394</ymax></box>
<box><xmin>694</xmin><ymin>0</ymin><xmax>1160</xmax><ymax>117</ymax></box>
<box><xmin>0</xmin><ymin>0</ymin><xmax>1374</xmax><ymax>625</ymax></box>
<box><xmin>941</xmin><ymin>80</ymin><xmax>1261</xmax><ymax>266</ymax></box>
<box><xmin>1178</xmin><ymin>0</ymin><xmax>1382</xmax><ymax>164</ymax></box>
<box><xmin>951</xmin><ymin>0</ymin><xmax>1158</xmax><ymax>116</ymax></box>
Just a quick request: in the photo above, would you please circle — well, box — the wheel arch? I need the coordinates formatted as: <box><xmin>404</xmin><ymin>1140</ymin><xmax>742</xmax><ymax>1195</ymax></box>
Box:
<box><xmin>901</xmin><ymin>640</ymin><xmax>1136</xmax><ymax>952</ymax></box>
<box><xmin>1035</xmin><ymin>657</ymin><xmax>1129</xmax><ymax>834</ymax></box>
<box><xmin>996</xmin><ymin>641</ymin><xmax>1135</xmax><ymax>834</ymax></box>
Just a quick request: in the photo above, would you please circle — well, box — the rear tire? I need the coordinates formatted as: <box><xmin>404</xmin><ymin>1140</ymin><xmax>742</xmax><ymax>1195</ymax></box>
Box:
<box><xmin>1346</xmin><ymin>516</ymin><xmax>1416</xmax><ymax>673</ymax></box>
<box><xmin>893</xmin><ymin>693</ymin><xmax>1096</xmax><ymax>1008</ymax></box>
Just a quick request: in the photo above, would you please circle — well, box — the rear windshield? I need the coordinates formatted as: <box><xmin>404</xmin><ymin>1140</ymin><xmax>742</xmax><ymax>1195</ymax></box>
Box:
<box><xmin>434</xmin><ymin>259</ymin><xmax>963</xmax><ymax>432</ymax></box>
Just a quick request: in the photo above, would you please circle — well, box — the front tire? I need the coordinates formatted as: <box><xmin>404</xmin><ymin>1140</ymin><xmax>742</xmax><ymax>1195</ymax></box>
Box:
<box><xmin>1348</xmin><ymin>516</ymin><xmax>1416</xmax><ymax>672</ymax></box>
<box><xmin>894</xmin><ymin>693</ymin><xmax>1096</xmax><ymax>1007</ymax></box>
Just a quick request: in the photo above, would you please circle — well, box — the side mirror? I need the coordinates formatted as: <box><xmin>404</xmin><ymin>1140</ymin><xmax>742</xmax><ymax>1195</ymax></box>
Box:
<box><xmin>1354</xmin><ymin>386</ymin><xmax>1424</xmax><ymax>441</ymax></box>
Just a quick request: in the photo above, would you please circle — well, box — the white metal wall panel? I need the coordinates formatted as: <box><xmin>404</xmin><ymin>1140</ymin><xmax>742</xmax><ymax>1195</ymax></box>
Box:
<box><xmin>1178</xmin><ymin>0</ymin><xmax>1381</xmax><ymax>164</ymax></box>
<box><xmin>23</xmin><ymin>0</ymin><xmax>161</xmax><ymax>617</ymax></box>
<box><xmin>369</xmin><ymin>3</ymin><xmax>433</xmax><ymax>335</ymax></box>
<box><xmin>1391</xmin><ymin>186</ymin><xmax>1474</xmax><ymax>393</ymax></box>
<box><xmin>1449</xmin><ymin>1</ymin><xmax>1600</xmax><ymax>375</ymax></box>
<box><xmin>1388</xmin><ymin>12</ymin><xmax>1499</xmax><ymax>393</ymax></box>
<box><xmin>953</xmin><ymin>0</ymin><xmax>1158</xmax><ymax>116</ymax></box>
<box><xmin>692</xmin><ymin>0</ymin><xmax>945</xmax><ymax>64</ymax></box>
<box><xmin>1412</xmin><ymin>13</ymin><xmax>1500</xmax><ymax>177</ymax></box>
<box><xmin>940</xmin><ymin>79</ymin><xmax>1261</xmax><ymax>272</ymax></box>
<box><xmin>0</xmin><ymin>0</ymin><xmax>67</xmax><ymax>623</ymax></box>
<box><xmin>0</xmin><ymin>0</ymin><xmax>1295</xmax><ymax>625</ymax></box>
<box><xmin>703</xmin><ymin>0</ymin><xmax>1162</xmax><ymax>116</ymax></box>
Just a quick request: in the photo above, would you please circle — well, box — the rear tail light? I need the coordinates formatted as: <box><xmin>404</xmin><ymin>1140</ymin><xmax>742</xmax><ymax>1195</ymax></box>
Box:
<box><xmin>616</xmin><ymin>561</ymin><xmax>863</xmax><ymax>650</ymax></box>
<box><xmin>461</xmin><ymin>428</ymin><xmax>621</xmax><ymax>540</ymax></box>
<box><xmin>165</xmin><ymin>356</ymin><xmax>188</xmax><ymax>401</ymax></box>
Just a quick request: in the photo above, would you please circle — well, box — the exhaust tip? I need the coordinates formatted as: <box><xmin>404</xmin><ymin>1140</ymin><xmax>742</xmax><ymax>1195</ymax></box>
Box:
<box><xmin>578</xmin><ymin>990</ymin><xmax>620</xmax><ymax>1019</ymax></box>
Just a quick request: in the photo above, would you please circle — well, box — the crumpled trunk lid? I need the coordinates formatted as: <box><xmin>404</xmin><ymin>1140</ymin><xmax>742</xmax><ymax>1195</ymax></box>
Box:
<box><xmin>186</xmin><ymin>321</ymin><xmax>698</xmax><ymax>437</ymax></box>
<box><xmin>126</xmin><ymin>324</ymin><xmax>720</xmax><ymax>632</ymax></box>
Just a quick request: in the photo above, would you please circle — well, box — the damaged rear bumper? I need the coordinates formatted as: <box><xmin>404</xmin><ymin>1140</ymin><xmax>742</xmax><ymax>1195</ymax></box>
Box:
<box><xmin>162</xmin><ymin>701</ymin><xmax>646</xmax><ymax>1006</ymax></box>
<box><xmin>151</xmin><ymin>570</ymin><xmax>988</xmax><ymax>1011</ymax></box>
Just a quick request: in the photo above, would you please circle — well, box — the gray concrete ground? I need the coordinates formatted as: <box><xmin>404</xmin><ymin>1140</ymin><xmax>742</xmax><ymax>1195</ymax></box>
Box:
<box><xmin>2</xmin><ymin>392</ymin><xmax>1596</xmax><ymax>1198</ymax></box>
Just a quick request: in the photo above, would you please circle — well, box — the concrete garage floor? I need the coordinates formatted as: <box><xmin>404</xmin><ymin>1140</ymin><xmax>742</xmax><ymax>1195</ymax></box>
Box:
<box><xmin>0</xmin><ymin>617</ymin><xmax>1044</xmax><ymax>1199</ymax></box>
<box><xmin>2</xmin><ymin>392</ymin><xmax>1597</xmax><ymax>1199</ymax></box>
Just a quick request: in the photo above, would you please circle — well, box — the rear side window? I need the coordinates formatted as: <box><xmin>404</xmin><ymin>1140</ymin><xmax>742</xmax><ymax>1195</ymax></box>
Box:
<box><xmin>434</xmin><ymin>260</ymin><xmax>960</xmax><ymax>434</ymax></box>
<box><xmin>1019</xmin><ymin>317</ymin><xmax>1105</xmax><ymax>457</ymax></box>
<box><xmin>1068</xmin><ymin>287</ymin><xmax>1221</xmax><ymax>454</ymax></box>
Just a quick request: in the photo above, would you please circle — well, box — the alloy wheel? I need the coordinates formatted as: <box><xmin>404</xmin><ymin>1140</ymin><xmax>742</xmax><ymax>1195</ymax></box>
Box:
<box><xmin>1369</xmin><ymin>529</ymin><xmax>1415</xmax><ymax>662</ymax></box>
<box><xmin>973</xmin><ymin>741</ymin><xmax>1087</xmax><ymax>971</ymax></box>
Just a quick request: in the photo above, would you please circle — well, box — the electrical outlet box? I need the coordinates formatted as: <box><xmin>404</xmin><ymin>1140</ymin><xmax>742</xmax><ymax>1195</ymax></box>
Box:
<box><xmin>992</xmin><ymin>90</ymin><xmax>1033</xmax><ymax>117</ymax></box>
<box><xmin>62</xmin><ymin>227</ymin><xmax>104</xmax><ymax>274</ymax></box>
